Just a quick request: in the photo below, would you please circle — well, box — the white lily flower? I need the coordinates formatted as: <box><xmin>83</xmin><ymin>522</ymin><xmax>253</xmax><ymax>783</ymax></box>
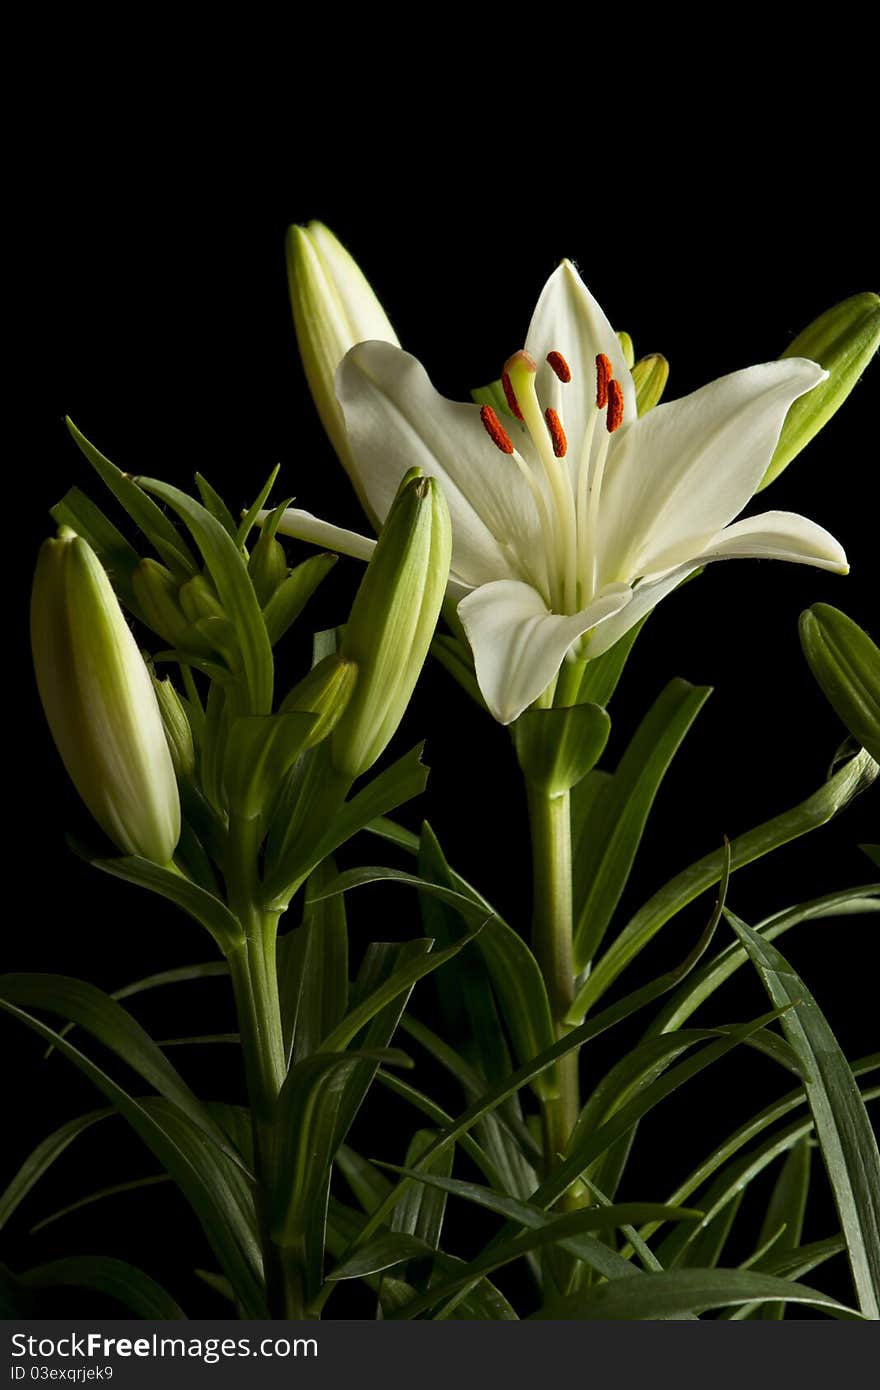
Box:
<box><xmin>274</xmin><ymin>261</ymin><xmax>847</xmax><ymax>725</ymax></box>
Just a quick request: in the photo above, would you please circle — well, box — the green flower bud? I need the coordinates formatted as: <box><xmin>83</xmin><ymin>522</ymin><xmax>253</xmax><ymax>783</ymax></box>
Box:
<box><xmin>286</xmin><ymin>221</ymin><xmax>399</xmax><ymax>488</ymax></box>
<box><xmin>178</xmin><ymin>574</ymin><xmax>225</xmax><ymax>624</ymax></box>
<box><xmin>617</xmin><ymin>330</ymin><xmax>635</xmax><ymax>368</ymax></box>
<box><xmin>279</xmin><ymin>652</ymin><xmax>359</xmax><ymax>748</ymax></box>
<box><xmin>248</xmin><ymin>530</ymin><xmax>288</xmax><ymax>607</ymax></box>
<box><xmin>32</xmin><ymin>530</ymin><xmax>181</xmax><ymax>863</ymax></box>
<box><xmin>132</xmin><ymin>558</ymin><xmax>191</xmax><ymax>646</ymax></box>
<box><xmin>152</xmin><ymin>676</ymin><xmax>196</xmax><ymax>779</ymax></box>
<box><xmin>800</xmin><ymin>604</ymin><xmax>880</xmax><ymax>765</ymax></box>
<box><xmin>632</xmin><ymin>353</ymin><xmax>670</xmax><ymax>415</ymax></box>
<box><xmin>761</xmin><ymin>292</ymin><xmax>880</xmax><ymax>490</ymax></box>
<box><xmin>331</xmin><ymin>474</ymin><xmax>451</xmax><ymax>779</ymax></box>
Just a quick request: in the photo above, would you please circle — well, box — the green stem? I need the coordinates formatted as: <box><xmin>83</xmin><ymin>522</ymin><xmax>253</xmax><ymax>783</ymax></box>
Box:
<box><xmin>526</xmin><ymin>782</ymin><xmax>581</xmax><ymax>1173</ymax></box>
<box><xmin>554</xmin><ymin>655</ymin><xmax>586</xmax><ymax>708</ymax></box>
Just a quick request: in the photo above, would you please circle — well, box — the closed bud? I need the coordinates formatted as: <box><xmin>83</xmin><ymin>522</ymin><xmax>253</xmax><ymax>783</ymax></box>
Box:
<box><xmin>279</xmin><ymin>652</ymin><xmax>359</xmax><ymax>748</ymax></box>
<box><xmin>800</xmin><ymin>604</ymin><xmax>880</xmax><ymax>765</ymax></box>
<box><xmin>617</xmin><ymin>330</ymin><xmax>635</xmax><ymax>368</ymax></box>
<box><xmin>133</xmin><ymin>558</ymin><xmax>191</xmax><ymax>646</ymax></box>
<box><xmin>632</xmin><ymin>353</ymin><xmax>670</xmax><ymax>415</ymax></box>
<box><xmin>286</xmin><ymin>221</ymin><xmax>399</xmax><ymax>488</ymax></box>
<box><xmin>152</xmin><ymin>676</ymin><xmax>196</xmax><ymax>778</ymax></box>
<box><xmin>178</xmin><ymin>574</ymin><xmax>225</xmax><ymax>624</ymax></box>
<box><xmin>331</xmin><ymin>474</ymin><xmax>451</xmax><ymax>779</ymax></box>
<box><xmin>248</xmin><ymin>530</ymin><xmax>288</xmax><ymax>607</ymax></box>
<box><xmin>761</xmin><ymin>292</ymin><xmax>880</xmax><ymax>490</ymax></box>
<box><xmin>32</xmin><ymin>529</ymin><xmax>181</xmax><ymax>863</ymax></box>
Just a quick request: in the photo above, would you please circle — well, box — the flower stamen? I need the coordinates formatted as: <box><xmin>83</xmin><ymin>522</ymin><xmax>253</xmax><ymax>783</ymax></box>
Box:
<box><xmin>501</xmin><ymin>371</ymin><xmax>524</xmax><ymax>420</ymax></box>
<box><xmin>606</xmin><ymin>379</ymin><xmax>625</xmax><ymax>433</ymax></box>
<box><xmin>547</xmin><ymin>350</ymin><xmax>571</xmax><ymax>383</ymax></box>
<box><xmin>595</xmin><ymin>353</ymin><xmax>612</xmax><ymax>409</ymax></box>
<box><xmin>480</xmin><ymin>405</ymin><xmax>515</xmax><ymax>454</ymax></box>
<box><xmin>545</xmin><ymin>407</ymin><xmax>567</xmax><ymax>458</ymax></box>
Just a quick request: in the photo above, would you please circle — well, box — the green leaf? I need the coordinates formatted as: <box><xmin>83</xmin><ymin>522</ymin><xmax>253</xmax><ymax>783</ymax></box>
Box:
<box><xmin>281</xmin><ymin>859</ymin><xmax>349</xmax><ymax>1066</ymax></box>
<box><xmin>800</xmin><ymin>604</ymin><xmax>880</xmax><ymax>763</ymax></box>
<box><xmin>0</xmin><ymin>1002</ymin><xmax>266</xmax><ymax>1314</ymax></box>
<box><xmin>21</xmin><ymin>1256</ymin><xmax>186</xmax><ymax>1319</ymax></box>
<box><xmin>727</xmin><ymin>912</ymin><xmax>880</xmax><ymax>1319</ymax></box>
<box><xmin>390</xmin><ymin>1129</ymin><xmax>454</xmax><ymax>1258</ymax></box>
<box><xmin>30</xmin><ymin>1174</ymin><xmax>171</xmax><ymax>1234</ymax></box>
<box><xmin>319</xmin><ymin>848</ymin><xmax>558</xmax><ymax>1101</ymax></box>
<box><xmin>365</xmin><ymin>815</ymin><xmax>420</xmax><ymax>855</ymax></box>
<box><xmin>572</xmin><ymin>678</ymin><xmax>711</xmax><ymax>972</ymax></box>
<box><xmin>237</xmin><ymin>465</ymin><xmax>281</xmax><ymax>548</ymax></box>
<box><xmin>50</xmin><ymin>487</ymin><xmax>144</xmax><ymax>616</ymax></box>
<box><xmin>532</xmin><ymin>1268</ymin><xmax>862</xmax><ymax>1320</ymax></box>
<box><xmin>750</xmin><ymin>1138</ymin><xmax>811</xmax><ymax>1318</ymax></box>
<box><xmin>0</xmin><ymin>975</ymin><xmax>242</xmax><ymax>1165</ymax></box>
<box><xmin>328</xmin><ymin>1233</ymin><xmax>433</xmax><ymax>1281</ymax></box>
<box><xmin>137</xmin><ymin>476</ymin><xmax>274</xmax><ymax>714</ymax></box>
<box><xmin>577</xmin><ymin>617</ymin><xmax>649</xmax><ymax>708</ymax></box>
<box><xmin>650</xmin><ymin>883</ymin><xmax>879</xmax><ymax>1036</ymax></box>
<box><xmin>194</xmin><ymin>473</ymin><xmax>239</xmax><ymax>539</ymax></box>
<box><xmin>65</xmin><ymin>419</ymin><xmax>197</xmax><ymax>578</ymax></box>
<box><xmin>430</xmin><ymin>634</ymin><xmax>485</xmax><ymax>708</ymax></box>
<box><xmin>86</xmin><ymin>855</ymin><xmax>243</xmax><ymax>952</ymax></box>
<box><xmin>514</xmin><ymin>703</ymin><xmax>610</xmax><ymax>796</ymax></box>
<box><xmin>375</xmin><ymin>1071</ymin><xmax>505</xmax><ymax>1191</ymax></box>
<box><xmin>0</xmin><ymin>1110</ymin><xmax>113</xmax><ymax>1233</ymax></box>
<box><xmin>223</xmin><ymin>711</ymin><xmax>316</xmax><ymax>819</ymax></box>
<box><xmin>864</xmin><ymin>845</ymin><xmax>880</xmax><ymax>869</ymax></box>
<box><xmin>263</xmin><ymin>553</ymin><xmax>338</xmax><ymax>645</ymax></box>
<box><xmin>570</xmin><ymin>746</ymin><xmax>877</xmax><ymax>1019</ymax></box>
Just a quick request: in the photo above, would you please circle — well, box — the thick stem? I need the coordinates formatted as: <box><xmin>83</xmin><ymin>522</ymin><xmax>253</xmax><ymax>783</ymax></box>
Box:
<box><xmin>526</xmin><ymin>783</ymin><xmax>581</xmax><ymax>1173</ymax></box>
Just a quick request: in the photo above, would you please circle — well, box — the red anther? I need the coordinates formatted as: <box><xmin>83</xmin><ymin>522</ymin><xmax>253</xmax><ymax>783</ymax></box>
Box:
<box><xmin>544</xmin><ymin>407</ymin><xmax>568</xmax><ymax>458</ymax></box>
<box><xmin>501</xmin><ymin>371</ymin><xmax>524</xmax><ymax>420</ymax></box>
<box><xmin>595</xmin><ymin>354</ymin><xmax>612</xmax><ymax>409</ymax></box>
<box><xmin>606</xmin><ymin>379</ymin><xmax>625</xmax><ymax>433</ymax></box>
<box><xmin>480</xmin><ymin>405</ymin><xmax>515</xmax><ymax>454</ymax></box>
<box><xmin>546</xmin><ymin>350</ymin><xmax>571</xmax><ymax>383</ymax></box>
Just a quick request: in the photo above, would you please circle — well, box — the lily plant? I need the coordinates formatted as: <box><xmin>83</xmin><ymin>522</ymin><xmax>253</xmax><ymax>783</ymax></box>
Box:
<box><xmin>274</xmin><ymin>257</ymin><xmax>847</xmax><ymax>724</ymax></box>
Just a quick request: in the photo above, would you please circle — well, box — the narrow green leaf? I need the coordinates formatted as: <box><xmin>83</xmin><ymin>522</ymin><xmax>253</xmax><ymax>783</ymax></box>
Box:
<box><xmin>282</xmin><ymin>859</ymin><xmax>349</xmax><ymax>1066</ymax></box>
<box><xmin>21</xmin><ymin>1256</ymin><xmax>186</xmax><ymax>1319</ymax></box>
<box><xmin>262</xmin><ymin>553</ymin><xmax>338</xmax><ymax>645</ymax></box>
<box><xmin>572</xmin><ymin>678</ymin><xmax>711</xmax><ymax>971</ymax></box>
<box><xmin>750</xmin><ymin>1138</ymin><xmax>811</xmax><ymax>1319</ymax></box>
<box><xmin>65</xmin><ymin>419</ymin><xmax>197</xmax><ymax>578</ymax></box>
<box><xmin>329</xmin><ymin>1233</ymin><xmax>434</xmax><ymax>1281</ymax></box>
<box><xmin>223</xmin><ymin>711</ymin><xmax>316</xmax><ymax>819</ymax></box>
<box><xmin>571</xmin><ymin>746</ymin><xmax>877</xmax><ymax>1018</ymax></box>
<box><xmin>0</xmin><ymin>1110</ymin><xmax>112</xmax><ymax>1233</ymax></box>
<box><xmin>727</xmin><ymin>912</ymin><xmax>880</xmax><ymax>1319</ymax></box>
<box><xmin>577</xmin><ymin>617</ymin><xmax>649</xmax><ymax>708</ymax></box>
<box><xmin>514</xmin><ymin>703</ymin><xmax>610</xmax><ymax>796</ymax></box>
<box><xmin>30</xmin><ymin>1174</ymin><xmax>171</xmax><ymax>1234</ymax></box>
<box><xmin>237</xmin><ymin>465</ymin><xmax>281</xmax><ymax>548</ymax></box>
<box><xmin>86</xmin><ymin>855</ymin><xmax>243</xmax><ymax>951</ymax></box>
<box><xmin>194</xmin><ymin>473</ymin><xmax>239</xmax><ymax>539</ymax></box>
<box><xmin>532</xmin><ymin>1268</ymin><xmax>862</xmax><ymax>1320</ymax></box>
<box><xmin>0</xmin><ymin>1002</ymin><xmax>266</xmax><ymax>1314</ymax></box>
<box><xmin>138</xmin><ymin>477</ymin><xmax>274</xmax><ymax>714</ymax></box>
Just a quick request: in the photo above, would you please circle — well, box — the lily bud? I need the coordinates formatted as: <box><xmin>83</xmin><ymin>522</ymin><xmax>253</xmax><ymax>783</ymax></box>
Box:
<box><xmin>279</xmin><ymin>652</ymin><xmax>359</xmax><ymax>749</ymax></box>
<box><xmin>761</xmin><ymin>292</ymin><xmax>880</xmax><ymax>490</ymax></box>
<box><xmin>331</xmin><ymin>473</ymin><xmax>451</xmax><ymax>779</ymax></box>
<box><xmin>632</xmin><ymin>353</ymin><xmax>670</xmax><ymax>415</ymax></box>
<box><xmin>132</xmin><ymin>558</ymin><xmax>192</xmax><ymax>647</ymax></box>
<box><xmin>32</xmin><ymin>529</ymin><xmax>181</xmax><ymax>863</ymax></box>
<box><xmin>248</xmin><ymin>529</ymin><xmax>288</xmax><ymax>607</ymax></box>
<box><xmin>800</xmin><ymin>604</ymin><xmax>880</xmax><ymax>765</ymax></box>
<box><xmin>178</xmin><ymin>574</ymin><xmax>225</xmax><ymax>624</ymax></box>
<box><xmin>152</xmin><ymin>675</ymin><xmax>196</xmax><ymax>779</ymax></box>
<box><xmin>286</xmin><ymin>221</ymin><xmax>399</xmax><ymax>485</ymax></box>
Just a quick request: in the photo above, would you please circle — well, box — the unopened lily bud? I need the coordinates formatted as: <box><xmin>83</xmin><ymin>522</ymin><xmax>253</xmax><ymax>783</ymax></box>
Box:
<box><xmin>632</xmin><ymin>353</ymin><xmax>670</xmax><ymax>415</ymax></box>
<box><xmin>279</xmin><ymin>652</ymin><xmax>359</xmax><ymax>748</ymax></box>
<box><xmin>152</xmin><ymin>676</ymin><xmax>196</xmax><ymax>778</ymax></box>
<box><xmin>248</xmin><ymin>530</ymin><xmax>288</xmax><ymax>607</ymax></box>
<box><xmin>800</xmin><ymin>603</ymin><xmax>880</xmax><ymax>765</ymax></box>
<box><xmin>617</xmin><ymin>331</ymin><xmax>635</xmax><ymax>368</ymax></box>
<box><xmin>761</xmin><ymin>291</ymin><xmax>880</xmax><ymax>490</ymax></box>
<box><xmin>178</xmin><ymin>574</ymin><xmax>225</xmax><ymax>624</ymax></box>
<box><xmin>331</xmin><ymin>474</ymin><xmax>451</xmax><ymax>779</ymax></box>
<box><xmin>32</xmin><ymin>529</ymin><xmax>181</xmax><ymax>863</ymax></box>
<box><xmin>286</xmin><ymin>221</ymin><xmax>399</xmax><ymax>488</ymax></box>
<box><xmin>132</xmin><ymin>558</ymin><xmax>191</xmax><ymax>646</ymax></box>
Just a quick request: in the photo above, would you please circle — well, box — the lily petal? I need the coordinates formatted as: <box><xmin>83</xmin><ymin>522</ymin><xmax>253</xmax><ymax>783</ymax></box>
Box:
<box><xmin>696</xmin><ymin>509</ymin><xmax>848</xmax><ymax>572</ymax></box>
<box><xmin>337</xmin><ymin>343</ymin><xmax>544</xmax><ymax>589</ymax></box>
<box><xmin>458</xmin><ymin>579</ymin><xmax>632</xmax><ymax>725</ymax></box>
<box><xmin>598</xmin><ymin>358</ymin><xmax>828</xmax><ymax>581</ymax></box>
<box><xmin>526</xmin><ymin>260</ymin><xmax>636</xmax><ymax>483</ymax></box>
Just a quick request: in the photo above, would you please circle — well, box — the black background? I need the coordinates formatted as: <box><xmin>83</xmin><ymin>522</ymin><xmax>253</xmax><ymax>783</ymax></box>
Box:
<box><xmin>8</xmin><ymin>120</ymin><xmax>878</xmax><ymax>1319</ymax></box>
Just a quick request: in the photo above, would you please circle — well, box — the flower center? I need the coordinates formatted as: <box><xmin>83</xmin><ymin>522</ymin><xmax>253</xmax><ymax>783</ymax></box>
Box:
<box><xmin>480</xmin><ymin>348</ymin><xmax>625</xmax><ymax>611</ymax></box>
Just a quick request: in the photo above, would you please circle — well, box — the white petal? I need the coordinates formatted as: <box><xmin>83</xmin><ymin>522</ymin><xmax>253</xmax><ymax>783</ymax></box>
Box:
<box><xmin>337</xmin><ymin>343</ymin><xmax>544</xmax><ymax>588</ymax></box>
<box><xmin>269</xmin><ymin>507</ymin><xmax>377</xmax><ymax>562</ymax></box>
<box><xmin>525</xmin><ymin>260</ymin><xmax>636</xmax><ymax>479</ymax></box>
<box><xmin>585</xmin><ymin>566</ymin><xmax>699</xmax><ymax>659</ymax></box>
<box><xmin>458</xmin><ymin>579</ymin><xmax>632</xmax><ymax>725</ymax></box>
<box><xmin>306</xmin><ymin>222</ymin><xmax>401</xmax><ymax>347</ymax></box>
<box><xmin>598</xmin><ymin>358</ymin><xmax>827</xmax><ymax>582</ymax></box>
<box><xmin>696</xmin><ymin>509</ymin><xmax>849</xmax><ymax>572</ymax></box>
